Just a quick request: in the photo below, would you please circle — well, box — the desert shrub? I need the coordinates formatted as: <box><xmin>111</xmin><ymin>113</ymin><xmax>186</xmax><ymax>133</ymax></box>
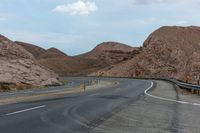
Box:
<box><xmin>0</xmin><ymin>83</ymin><xmax>11</xmax><ymax>92</ymax></box>
<box><xmin>0</xmin><ymin>82</ymin><xmax>35</xmax><ymax>92</ymax></box>
<box><xmin>15</xmin><ymin>83</ymin><xmax>34</xmax><ymax>90</ymax></box>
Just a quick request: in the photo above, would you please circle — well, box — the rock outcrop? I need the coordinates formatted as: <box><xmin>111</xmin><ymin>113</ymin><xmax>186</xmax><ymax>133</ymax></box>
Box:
<box><xmin>93</xmin><ymin>26</ymin><xmax>200</xmax><ymax>84</ymax></box>
<box><xmin>0</xmin><ymin>35</ymin><xmax>61</xmax><ymax>91</ymax></box>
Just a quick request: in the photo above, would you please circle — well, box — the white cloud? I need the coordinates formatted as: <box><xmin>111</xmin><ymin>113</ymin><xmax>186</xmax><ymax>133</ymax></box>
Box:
<box><xmin>53</xmin><ymin>0</ymin><xmax>97</xmax><ymax>15</ymax></box>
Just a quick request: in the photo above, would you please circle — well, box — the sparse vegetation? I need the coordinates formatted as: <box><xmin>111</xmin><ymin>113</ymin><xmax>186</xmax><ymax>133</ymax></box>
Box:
<box><xmin>0</xmin><ymin>82</ymin><xmax>12</xmax><ymax>92</ymax></box>
<box><xmin>0</xmin><ymin>82</ymin><xmax>35</xmax><ymax>92</ymax></box>
<box><xmin>15</xmin><ymin>83</ymin><xmax>34</xmax><ymax>90</ymax></box>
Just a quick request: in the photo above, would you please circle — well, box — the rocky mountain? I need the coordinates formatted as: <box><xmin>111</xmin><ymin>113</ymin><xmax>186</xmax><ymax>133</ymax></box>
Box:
<box><xmin>5</xmin><ymin>26</ymin><xmax>200</xmax><ymax>86</ymax></box>
<box><xmin>80</xmin><ymin>42</ymin><xmax>140</xmax><ymax>64</ymax></box>
<box><xmin>15</xmin><ymin>41</ymin><xmax>46</xmax><ymax>59</ymax></box>
<box><xmin>15</xmin><ymin>42</ymin><xmax>67</xmax><ymax>59</ymax></box>
<box><xmin>18</xmin><ymin>41</ymin><xmax>139</xmax><ymax>76</ymax></box>
<box><xmin>0</xmin><ymin>35</ymin><xmax>61</xmax><ymax>91</ymax></box>
<box><xmin>16</xmin><ymin>42</ymin><xmax>95</xmax><ymax>76</ymax></box>
<box><xmin>16</xmin><ymin>41</ymin><xmax>73</xmax><ymax>75</ymax></box>
<box><xmin>92</xmin><ymin>26</ymin><xmax>200</xmax><ymax>84</ymax></box>
<box><xmin>39</xmin><ymin>48</ymin><xmax>67</xmax><ymax>59</ymax></box>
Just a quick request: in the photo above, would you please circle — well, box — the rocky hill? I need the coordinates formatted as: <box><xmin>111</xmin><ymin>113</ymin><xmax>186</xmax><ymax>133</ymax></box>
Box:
<box><xmin>8</xmin><ymin>26</ymin><xmax>200</xmax><ymax>84</ymax></box>
<box><xmin>18</xmin><ymin>41</ymin><xmax>139</xmax><ymax>76</ymax></box>
<box><xmin>92</xmin><ymin>26</ymin><xmax>200</xmax><ymax>84</ymax></box>
<box><xmin>16</xmin><ymin>42</ymin><xmax>97</xmax><ymax>76</ymax></box>
<box><xmin>0</xmin><ymin>35</ymin><xmax>61</xmax><ymax>91</ymax></box>
<box><xmin>15</xmin><ymin>41</ymin><xmax>46</xmax><ymax>59</ymax></box>
<box><xmin>80</xmin><ymin>42</ymin><xmax>140</xmax><ymax>64</ymax></box>
<box><xmin>38</xmin><ymin>48</ymin><xmax>67</xmax><ymax>59</ymax></box>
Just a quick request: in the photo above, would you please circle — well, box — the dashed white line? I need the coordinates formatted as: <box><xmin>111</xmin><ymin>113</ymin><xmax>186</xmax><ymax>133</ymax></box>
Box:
<box><xmin>144</xmin><ymin>81</ymin><xmax>200</xmax><ymax>106</ymax></box>
<box><xmin>5</xmin><ymin>105</ymin><xmax>46</xmax><ymax>116</ymax></box>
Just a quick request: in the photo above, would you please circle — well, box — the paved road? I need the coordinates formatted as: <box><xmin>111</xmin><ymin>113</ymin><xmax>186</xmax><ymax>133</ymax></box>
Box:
<box><xmin>0</xmin><ymin>78</ymin><xmax>84</xmax><ymax>98</ymax></box>
<box><xmin>92</xmin><ymin>80</ymin><xmax>200</xmax><ymax>133</ymax></box>
<box><xmin>0</xmin><ymin>78</ymin><xmax>200</xmax><ymax>133</ymax></box>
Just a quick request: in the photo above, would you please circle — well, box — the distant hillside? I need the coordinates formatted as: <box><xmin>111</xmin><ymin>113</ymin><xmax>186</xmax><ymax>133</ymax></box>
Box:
<box><xmin>15</xmin><ymin>41</ymin><xmax>46</xmax><ymax>59</ymax></box>
<box><xmin>15</xmin><ymin>41</ymin><xmax>67</xmax><ymax>59</ymax></box>
<box><xmin>80</xmin><ymin>42</ymin><xmax>140</xmax><ymax>64</ymax></box>
<box><xmin>92</xmin><ymin>26</ymin><xmax>200</xmax><ymax>84</ymax></box>
<box><xmin>18</xmin><ymin>41</ymin><xmax>139</xmax><ymax>76</ymax></box>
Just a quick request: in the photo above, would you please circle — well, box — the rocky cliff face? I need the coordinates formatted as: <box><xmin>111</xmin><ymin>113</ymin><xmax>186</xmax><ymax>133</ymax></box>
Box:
<box><xmin>0</xmin><ymin>35</ymin><xmax>61</xmax><ymax>91</ymax></box>
<box><xmin>93</xmin><ymin>26</ymin><xmax>200</xmax><ymax>84</ymax></box>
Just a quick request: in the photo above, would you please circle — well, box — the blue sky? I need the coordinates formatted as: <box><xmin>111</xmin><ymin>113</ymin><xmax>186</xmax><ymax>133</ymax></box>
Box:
<box><xmin>0</xmin><ymin>0</ymin><xmax>200</xmax><ymax>55</ymax></box>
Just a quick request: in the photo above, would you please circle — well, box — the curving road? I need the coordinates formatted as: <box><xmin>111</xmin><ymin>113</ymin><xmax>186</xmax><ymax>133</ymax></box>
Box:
<box><xmin>0</xmin><ymin>78</ymin><xmax>84</xmax><ymax>98</ymax></box>
<box><xmin>0</xmin><ymin>78</ymin><xmax>200</xmax><ymax>133</ymax></box>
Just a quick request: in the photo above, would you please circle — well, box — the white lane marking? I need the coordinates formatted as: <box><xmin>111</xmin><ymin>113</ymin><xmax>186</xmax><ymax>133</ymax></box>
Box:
<box><xmin>144</xmin><ymin>82</ymin><xmax>200</xmax><ymax>106</ymax></box>
<box><xmin>5</xmin><ymin>105</ymin><xmax>46</xmax><ymax>116</ymax></box>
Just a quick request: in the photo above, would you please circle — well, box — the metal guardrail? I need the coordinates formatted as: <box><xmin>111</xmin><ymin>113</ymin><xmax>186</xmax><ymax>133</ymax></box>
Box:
<box><xmin>131</xmin><ymin>77</ymin><xmax>200</xmax><ymax>91</ymax></box>
<box><xmin>167</xmin><ymin>79</ymin><xmax>200</xmax><ymax>91</ymax></box>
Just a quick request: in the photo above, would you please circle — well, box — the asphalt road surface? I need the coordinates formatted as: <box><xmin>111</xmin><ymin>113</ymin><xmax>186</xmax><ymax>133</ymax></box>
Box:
<box><xmin>0</xmin><ymin>78</ymin><xmax>84</xmax><ymax>98</ymax></box>
<box><xmin>0</xmin><ymin>78</ymin><xmax>200</xmax><ymax>133</ymax></box>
